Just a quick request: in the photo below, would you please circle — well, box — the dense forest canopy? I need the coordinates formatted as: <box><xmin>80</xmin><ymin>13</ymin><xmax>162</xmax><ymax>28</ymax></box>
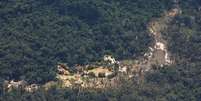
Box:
<box><xmin>1</xmin><ymin>0</ymin><xmax>201</xmax><ymax>101</ymax></box>
<box><xmin>0</xmin><ymin>0</ymin><xmax>171</xmax><ymax>83</ymax></box>
<box><xmin>166</xmin><ymin>0</ymin><xmax>201</xmax><ymax>62</ymax></box>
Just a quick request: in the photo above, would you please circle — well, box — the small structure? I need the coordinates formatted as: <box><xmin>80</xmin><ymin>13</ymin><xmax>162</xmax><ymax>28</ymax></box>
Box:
<box><xmin>86</xmin><ymin>66</ymin><xmax>114</xmax><ymax>78</ymax></box>
<box><xmin>118</xmin><ymin>66</ymin><xmax>128</xmax><ymax>74</ymax></box>
<box><xmin>155</xmin><ymin>42</ymin><xmax>166</xmax><ymax>51</ymax></box>
<box><xmin>104</xmin><ymin>55</ymin><xmax>116</xmax><ymax>64</ymax></box>
<box><xmin>4</xmin><ymin>80</ymin><xmax>27</xmax><ymax>92</ymax></box>
<box><xmin>25</xmin><ymin>84</ymin><xmax>39</xmax><ymax>93</ymax></box>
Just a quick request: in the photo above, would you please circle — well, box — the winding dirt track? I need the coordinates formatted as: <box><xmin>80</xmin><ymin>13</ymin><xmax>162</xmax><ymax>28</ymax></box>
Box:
<box><xmin>138</xmin><ymin>4</ymin><xmax>181</xmax><ymax>72</ymax></box>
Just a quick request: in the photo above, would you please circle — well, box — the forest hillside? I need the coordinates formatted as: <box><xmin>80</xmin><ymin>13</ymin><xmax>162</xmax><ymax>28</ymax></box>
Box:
<box><xmin>0</xmin><ymin>0</ymin><xmax>201</xmax><ymax>101</ymax></box>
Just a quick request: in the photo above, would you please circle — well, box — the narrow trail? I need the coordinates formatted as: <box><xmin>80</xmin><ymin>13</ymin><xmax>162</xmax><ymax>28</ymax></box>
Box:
<box><xmin>125</xmin><ymin>0</ymin><xmax>182</xmax><ymax>83</ymax></box>
<box><xmin>138</xmin><ymin>2</ymin><xmax>182</xmax><ymax>72</ymax></box>
<box><xmin>2</xmin><ymin>1</ymin><xmax>182</xmax><ymax>92</ymax></box>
